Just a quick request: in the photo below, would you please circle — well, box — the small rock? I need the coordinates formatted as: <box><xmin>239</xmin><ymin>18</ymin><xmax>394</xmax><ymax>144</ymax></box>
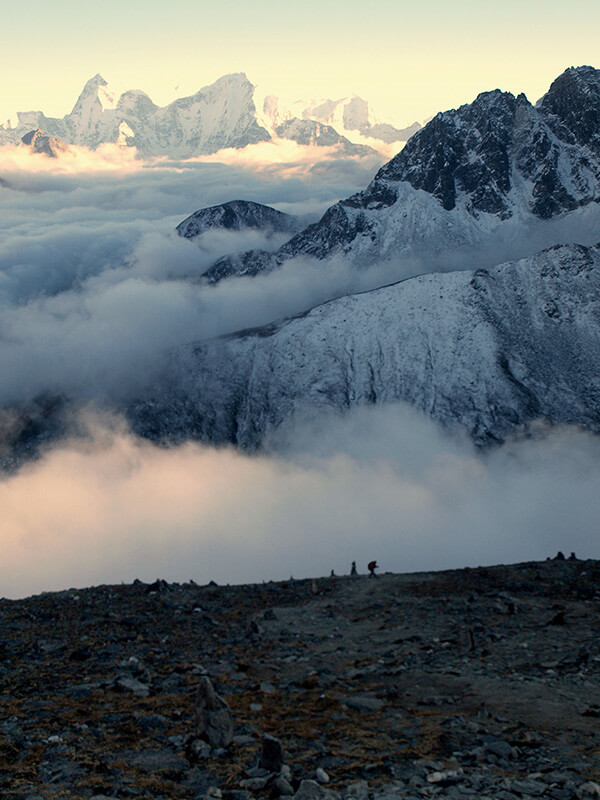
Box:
<box><xmin>245</xmin><ymin>767</ymin><xmax>270</xmax><ymax>778</ymax></box>
<box><xmin>187</xmin><ymin>738</ymin><xmax>212</xmax><ymax>760</ymax></box>
<box><xmin>342</xmin><ymin>782</ymin><xmax>369</xmax><ymax>800</ymax></box>
<box><xmin>135</xmin><ymin>712</ymin><xmax>169</xmax><ymax>732</ymax></box>
<box><xmin>578</xmin><ymin>783</ymin><xmax>600</xmax><ymax>799</ymax></box>
<box><xmin>145</xmin><ymin>578</ymin><xmax>170</xmax><ymax>593</ymax></box>
<box><xmin>343</xmin><ymin>695</ymin><xmax>384</xmax><ymax>712</ymax></box>
<box><xmin>129</xmin><ymin>749</ymin><xmax>189</xmax><ymax>774</ymax></box>
<box><xmin>484</xmin><ymin>739</ymin><xmax>514</xmax><ymax>759</ymax></box>
<box><xmin>427</xmin><ymin>769</ymin><xmax>463</xmax><ymax>786</ymax></box>
<box><xmin>549</xmin><ymin>610</ymin><xmax>567</xmax><ymax>626</ymax></box>
<box><xmin>240</xmin><ymin>777</ymin><xmax>270</xmax><ymax>791</ymax></box>
<box><xmin>233</xmin><ymin>734</ymin><xmax>256</xmax><ymax>745</ymax></box>
<box><xmin>295</xmin><ymin>780</ymin><xmax>326</xmax><ymax>800</ymax></box>
<box><xmin>272</xmin><ymin>776</ymin><xmax>295</xmax><ymax>796</ymax></box>
<box><xmin>510</xmin><ymin>779</ymin><xmax>546</xmax><ymax>796</ymax></box>
<box><xmin>247</xmin><ymin>620</ymin><xmax>263</xmax><ymax>638</ymax></box>
<box><xmin>316</xmin><ymin>767</ymin><xmax>330</xmax><ymax>784</ymax></box>
<box><xmin>115</xmin><ymin>676</ymin><xmax>150</xmax><ymax>697</ymax></box>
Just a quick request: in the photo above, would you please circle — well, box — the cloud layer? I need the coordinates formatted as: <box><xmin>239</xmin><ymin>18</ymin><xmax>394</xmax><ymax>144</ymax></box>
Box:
<box><xmin>1</xmin><ymin>407</ymin><xmax>598</xmax><ymax>599</ymax></box>
<box><xmin>1</xmin><ymin>146</ymin><xmax>598</xmax><ymax>599</ymax></box>
<box><xmin>0</xmin><ymin>145</ymin><xmax>384</xmax><ymax>404</ymax></box>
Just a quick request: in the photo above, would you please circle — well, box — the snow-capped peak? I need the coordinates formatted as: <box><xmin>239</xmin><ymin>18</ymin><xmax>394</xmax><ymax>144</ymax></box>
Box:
<box><xmin>0</xmin><ymin>72</ymin><xmax>418</xmax><ymax>156</ymax></box>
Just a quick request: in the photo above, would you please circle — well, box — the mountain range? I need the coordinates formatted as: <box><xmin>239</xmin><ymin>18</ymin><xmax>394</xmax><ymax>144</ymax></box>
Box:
<box><xmin>0</xmin><ymin>73</ymin><xmax>416</xmax><ymax>158</ymax></box>
<box><xmin>2</xmin><ymin>66</ymin><xmax>600</xmax><ymax>464</ymax></box>
<box><xmin>201</xmin><ymin>66</ymin><xmax>600</xmax><ymax>284</ymax></box>
<box><xmin>130</xmin><ymin>66</ymin><xmax>600</xmax><ymax>448</ymax></box>
<box><xmin>260</xmin><ymin>93</ymin><xmax>421</xmax><ymax>144</ymax></box>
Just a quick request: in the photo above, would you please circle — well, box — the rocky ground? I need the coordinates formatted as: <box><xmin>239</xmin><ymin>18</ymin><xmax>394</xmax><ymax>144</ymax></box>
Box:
<box><xmin>1</xmin><ymin>558</ymin><xmax>600</xmax><ymax>800</ymax></box>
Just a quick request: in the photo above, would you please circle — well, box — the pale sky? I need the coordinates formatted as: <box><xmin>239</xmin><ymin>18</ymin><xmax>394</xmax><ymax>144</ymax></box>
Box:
<box><xmin>2</xmin><ymin>1</ymin><xmax>600</xmax><ymax>126</ymax></box>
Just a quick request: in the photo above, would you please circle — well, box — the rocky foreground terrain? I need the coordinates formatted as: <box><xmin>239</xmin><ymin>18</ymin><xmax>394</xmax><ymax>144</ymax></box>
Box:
<box><xmin>2</xmin><ymin>558</ymin><xmax>600</xmax><ymax>800</ymax></box>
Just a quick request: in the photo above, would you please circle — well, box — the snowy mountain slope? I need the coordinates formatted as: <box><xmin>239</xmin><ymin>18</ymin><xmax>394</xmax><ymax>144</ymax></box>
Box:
<box><xmin>129</xmin><ymin>243</ymin><xmax>600</xmax><ymax>449</ymax></box>
<box><xmin>176</xmin><ymin>200</ymin><xmax>299</xmax><ymax>240</ymax></box>
<box><xmin>205</xmin><ymin>66</ymin><xmax>600</xmax><ymax>284</ymax></box>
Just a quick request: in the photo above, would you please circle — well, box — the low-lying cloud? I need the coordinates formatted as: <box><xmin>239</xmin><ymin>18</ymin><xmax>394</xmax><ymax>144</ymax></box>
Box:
<box><xmin>1</xmin><ymin>406</ymin><xmax>598</xmax><ymax>599</ymax></box>
<box><xmin>4</xmin><ymin>144</ymin><xmax>597</xmax><ymax>410</ymax></box>
<box><xmin>1</xmin><ymin>146</ymin><xmax>599</xmax><ymax>600</ymax></box>
<box><xmin>0</xmin><ymin>145</ymin><xmax>383</xmax><ymax>404</ymax></box>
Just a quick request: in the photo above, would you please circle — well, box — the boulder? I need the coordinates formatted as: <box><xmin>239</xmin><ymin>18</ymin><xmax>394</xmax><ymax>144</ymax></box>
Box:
<box><xmin>259</xmin><ymin>733</ymin><xmax>284</xmax><ymax>773</ymax></box>
<box><xmin>196</xmin><ymin>677</ymin><xmax>233</xmax><ymax>748</ymax></box>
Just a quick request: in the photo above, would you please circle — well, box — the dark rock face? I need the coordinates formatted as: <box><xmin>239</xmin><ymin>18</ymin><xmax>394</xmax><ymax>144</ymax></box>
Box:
<box><xmin>0</xmin><ymin>395</ymin><xmax>70</xmax><ymax>473</ymax></box>
<box><xmin>176</xmin><ymin>200</ymin><xmax>298</xmax><ymax>240</ymax></box>
<box><xmin>378</xmin><ymin>90</ymin><xmax>517</xmax><ymax>216</ymax></box>
<box><xmin>539</xmin><ymin>65</ymin><xmax>600</xmax><ymax>156</ymax></box>
<box><xmin>204</xmin><ymin>248</ymin><xmax>280</xmax><ymax>284</ymax></box>
<box><xmin>20</xmin><ymin>128</ymin><xmax>68</xmax><ymax>158</ymax></box>
<box><xmin>374</xmin><ymin>73</ymin><xmax>600</xmax><ymax>221</ymax></box>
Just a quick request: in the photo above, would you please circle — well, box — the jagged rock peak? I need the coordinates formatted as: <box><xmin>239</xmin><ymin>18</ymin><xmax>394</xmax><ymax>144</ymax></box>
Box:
<box><xmin>176</xmin><ymin>200</ymin><xmax>298</xmax><ymax>239</ymax></box>
<box><xmin>70</xmin><ymin>73</ymin><xmax>117</xmax><ymax>118</ymax></box>
<box><xmin>374</xmin><ymin>88</ymin><xmax>520</xmax><ymax>215</ymax></box>
<box><xmin>369</xmin><ymin>72</ymin><xmax>600</xmax><ymax>218</ymax></box>
<box><xmin>539</xmin><ymin>65</ymin><xmax>600</xmax><ymax>154</ymax></box>
<box><xmin>72</xmin><ymin>73</ymin><xmax>109</xmax><ymax>103</ymax></box>
<box><xmin>82</xmin><ymin>73</ymin><xmax>108</xmax><ymax>89</ymax></box>
<box><xmin>20</xmin><ymin>128</ymin><xmax>67</xmax><ymax>158</ymax></box>
<box><xmin>20</xmin><ymin>128</ymin><xmax>45</xmax><ymax>146</ymax></box>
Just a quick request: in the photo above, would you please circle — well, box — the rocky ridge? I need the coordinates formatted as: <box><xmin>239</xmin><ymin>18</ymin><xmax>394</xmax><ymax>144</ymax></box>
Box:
<box><xmin>130</xmin><ymin>243</ymin><xmax>600</xmax><ymax>448</ymax></box>
<box><xmin>1</xmin><ymin>558</ymin><xmax>600</xmax><ymax>799</ymax></box>
<box><xmin>176</xmin><ymin>201</ymin><xmax>299</xmax><ymax>241</ymax></box>
<box><xmin>205</xmin><ymin>66</ymin><xmax>600</xmax><ymax>284</ymax></box>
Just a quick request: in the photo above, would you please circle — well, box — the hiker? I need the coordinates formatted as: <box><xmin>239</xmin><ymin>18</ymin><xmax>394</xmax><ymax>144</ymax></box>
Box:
<box><xmin>350</xmin><ymin>561</ymin><xmax>357</xmax><ymax>576</ymax></box>
<box><xmin>368</xmin><ymin>560</ymin><xmax>378</xmax><ymax>577</ymax></box>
